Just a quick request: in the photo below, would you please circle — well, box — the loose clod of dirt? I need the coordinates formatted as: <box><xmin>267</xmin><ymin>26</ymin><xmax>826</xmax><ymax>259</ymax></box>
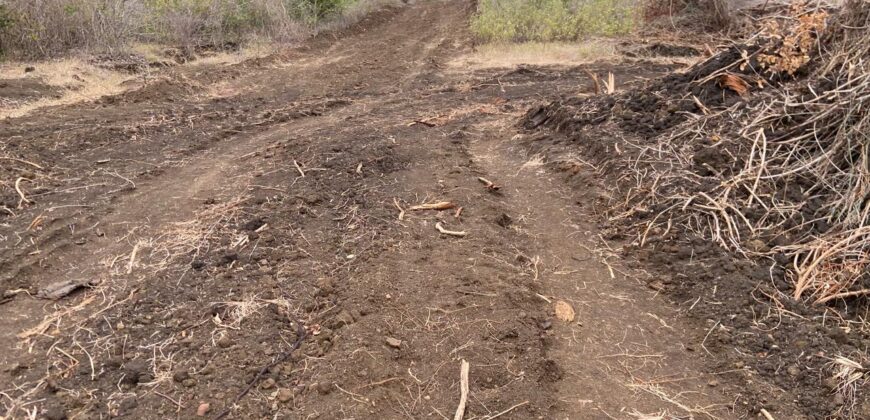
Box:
<box><xmin>0</xmin><ymin>1</ymin><xmax>847</xmax><ymax>419</ymax></box>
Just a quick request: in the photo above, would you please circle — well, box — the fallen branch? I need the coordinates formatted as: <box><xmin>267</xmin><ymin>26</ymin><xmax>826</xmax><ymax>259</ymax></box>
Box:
<box><xmin>436</xmin><ymin>222</ymin><xmax>467</xmax><ymax>237</ymax></box>
<box><xmin>453</xmin><ymin>360</ymin><xmax>470</xmax><ymax>420</ymax></box>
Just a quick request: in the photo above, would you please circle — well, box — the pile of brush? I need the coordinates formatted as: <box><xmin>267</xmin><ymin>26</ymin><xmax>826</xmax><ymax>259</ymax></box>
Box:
<box><xmin>528</xmin><ymin>0</ymin><xmax>869</xmax><ymax>306</ymax></box>
<box><xmin>651</xmin><ymin>0</ymin><xmax>869</xmax><ymax>305</ymax></box>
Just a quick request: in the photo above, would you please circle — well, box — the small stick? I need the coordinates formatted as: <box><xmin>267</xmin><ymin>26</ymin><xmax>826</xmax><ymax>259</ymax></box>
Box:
<box><xmin>760</xmin><ymin>408</ymin><xmax>776</xmax><ymax>420</ymax></box>
<box><xmin>477</xmin><ymin>177</ymin><xmax>500</xmax><ymax>191</ymax></box>
<box><xmin>155</xmin><ymin>391</ymin><xmax>184</xmax><ymax>409</ymax></box>
<box><xmin>453</xmin><ymin>360</ymin><xmax>470</xmax><ymax>420</ymax></box>
<box><xmin>293</xmin><ymin>160</ymin><xmax>306</xmax><ymax>177</ymax></box>
<box><xmin>393</xmin><ymin>198</ymin><xmax>405</xmax><ymax>221</ymax></box>
<box><xmin>75</xmin><ymin>342</ymin><xmax>96</xmax><ymax>381</ymax></box>
<box><xmin>436</xmin><ymin>222</ymin><xmax>467</xmax><ymax>237</ymax></box>
<box><xmin>486</xmin><ymin>401</ymin><xmax>529</xmax><ymax>419</ymax></box>
<box><xmin>409</xmin><ymin>202</ymin><xmax>455</xmax><ymax>211</ymax></box>
<box><xmin>0</xmin><ymin>157</ymin><xmax>43</xmax><ymax>170</ymax></box>
<box><xmin>15</xmin><ymin>177</ymin><xmax>32</xmax><ymax>208</ymax></box>
<box><xmin>127</xmin><ymin>243</ymin><xmax>140</xmax><ymax>275</ymax></box>
<box><xmin>454</xmin><ymin>207</ymin><xmax>463</xmax><ymax>219</ymax></box>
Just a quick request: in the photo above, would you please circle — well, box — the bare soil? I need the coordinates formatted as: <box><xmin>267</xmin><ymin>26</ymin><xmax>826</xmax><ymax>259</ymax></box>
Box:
<box><xmin>0</xmin><ymin>1</ymin><xmax>821</xmax><ymax>419</ymax></box>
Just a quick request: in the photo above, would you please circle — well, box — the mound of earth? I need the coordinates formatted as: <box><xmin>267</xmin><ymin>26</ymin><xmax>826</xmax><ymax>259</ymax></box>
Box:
<box><xmin>0</xmin><ymin>78</ymin><xmax>62</xmax><ymax>105</ymax></box>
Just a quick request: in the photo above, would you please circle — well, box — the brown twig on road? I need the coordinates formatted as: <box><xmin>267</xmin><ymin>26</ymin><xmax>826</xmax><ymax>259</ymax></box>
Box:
<box><xmin>409</xmin><ymin>201</ymin><xmax>455</xmax><ymax>211</ymax></box>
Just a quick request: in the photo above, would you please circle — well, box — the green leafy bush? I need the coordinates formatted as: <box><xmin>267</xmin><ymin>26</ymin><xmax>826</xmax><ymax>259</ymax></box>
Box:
<box><xmin>471</xmin><ymin>0</ymin><xmax>638</xmax><ymax>42</ymax></box>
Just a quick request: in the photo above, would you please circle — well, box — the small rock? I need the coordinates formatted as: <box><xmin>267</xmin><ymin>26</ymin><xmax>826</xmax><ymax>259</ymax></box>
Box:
<box><xmin>217</xmin><ymin>336</ymin><xmax>234</xmax><ymax>348</ymax></box>
<box><xmin>647</xmin><ymin>280</ymin><xmax>665</xmax><ymax>291</ymax></box>
<box><xmin>276</xmin><ymin>387</ymin><xmax>293</xmax><ymax>403</ymax></box>
<box><xmin>787</xmin><ymin>365</ymin><xmax>800</xmax><ymax>376</ymax></box>
<box><xmin>191</xmin><ymin>260</ymin><xmax>206</xmax><ymax>270</ymax></box>
<box><xmin>334</xmin><ymin>310</ymin><xmax>355</xmax><ymax>328</ymax></box>
<box><xmin>315</xmin><ymin>278</ymin><xmax>335</xmax><ymax>297</ymax></box>
<box><xmin>196</xmin><ymin>402</ymin><xmax>210</xmax><ymax>416</ymax></box>
<box><xmin>221</xmin><ymin>251</ymin><xmax>239</xmax><ymax>265</ymax></box>
<box><xmin>119</xmin><ymin>397</ymin><xmax>138</xmax><ymax>411</ymax></box>
<box><xmin>316</xmin><ymin>382</ymin><xmax>332</xmax><ymax>395</ymax></box>
<box><xmin>495</xmin><ymin>213</ymin><xmax>513</xmax><ymax>228</ymax></box>
<box><xmin>182</xmin><ymin>378</ymin><xmax>197</xmax><ymax>388</ymax></box>
<box><xmin>746</xmin><ymin>239</ymin><xmax>770</xmax><ymax>253</ymax></box>
<box><xmin>540</xmin><ymin>319</ymin><xmax>553</xmax><ymax>330</ymax></box>
<box><xmin>385</xmin><ymin>337</ymin><xmax>402</xmax><ymax>349</ymax></box>
<box><xmin>260</xmin><ymin>377</ymin><xmax>276</xmax><ymax>390</ymax></box>
<box><xmin>44</xmin><ymin>405</ymin><xmax>67</xmax><ymax>420</ymax></box>
<box><xmin>24</xmin><ymin>66</ymin><xmax>36</xmax><ymax>73</ymax></box>
<box><xmin>172</xmin><ymin>370</ymin><xmax>190</xmax><ymax>383</ymax></box>
<box><xmin>707</xmin><ymin>380</ymin><xmax>719</xmax><ymax>387</ymax></box>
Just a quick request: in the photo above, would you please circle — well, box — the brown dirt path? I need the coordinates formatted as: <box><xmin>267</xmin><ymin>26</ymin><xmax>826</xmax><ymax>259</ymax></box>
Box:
<box><xmin>1</xmin><ymin>1</ymin><xmax>806</xmax><ymax>419</ymax></box>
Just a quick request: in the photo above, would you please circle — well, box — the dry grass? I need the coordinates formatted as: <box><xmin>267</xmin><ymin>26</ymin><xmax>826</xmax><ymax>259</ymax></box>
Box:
<box><xmin>450</xmin><ymin>40</ymin><xmax>618</xmax><ymax>69</ymax></box>
<box><xmin>0</xmin><ymin>58</ymin><xmax>133</xmax><ymax>119</ymax></box>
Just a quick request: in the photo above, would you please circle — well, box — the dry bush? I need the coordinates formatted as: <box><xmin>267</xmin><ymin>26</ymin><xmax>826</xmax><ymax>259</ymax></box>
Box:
<box><xmin>0</xmin><ymin>0</ymin><xmax>387</xmax><ymax>59</ymax></box>
<box><xmin>642</xmin><ymin>0</ymin><xmax>732</xmax><ymax>29</ymax></box>
<box><xmin>0</xmin><ymin>0</ymin><xmax>143</xmax><ymax>58</ymax></box>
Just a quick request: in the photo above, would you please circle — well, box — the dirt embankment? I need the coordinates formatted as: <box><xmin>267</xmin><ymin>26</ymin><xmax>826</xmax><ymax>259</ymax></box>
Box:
<box><xmin>0</xmin><ymin>1</ymin><xmax>825</xmax><ymax>419</ymax></box>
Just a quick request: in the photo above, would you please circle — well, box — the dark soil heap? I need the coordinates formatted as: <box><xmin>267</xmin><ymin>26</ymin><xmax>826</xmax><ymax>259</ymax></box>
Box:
<box><xmin>522</xmin><ymin>1</ymin><xmax>870</xmax><ymax>418</ymax></box>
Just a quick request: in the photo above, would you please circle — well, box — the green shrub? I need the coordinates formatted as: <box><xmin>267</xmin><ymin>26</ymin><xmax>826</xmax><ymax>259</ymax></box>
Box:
<box><xmin>471</xmin><ymin>0</ymin><xmax>638</xmax><ymax>43</ymax></box>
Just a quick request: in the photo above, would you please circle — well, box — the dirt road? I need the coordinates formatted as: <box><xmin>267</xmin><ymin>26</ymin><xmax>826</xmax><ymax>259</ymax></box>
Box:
<box><xmin>1</xmin><ymin>1</ymin><xmax>804</xmax><ymax>418</ymax></box>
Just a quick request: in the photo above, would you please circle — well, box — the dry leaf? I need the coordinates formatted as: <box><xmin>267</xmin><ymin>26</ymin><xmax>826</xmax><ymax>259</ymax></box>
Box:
<box><xmin>719</xmin><ymin>74</ymin><xmax>750</xmax><ymax>96</ymax></box>
<box><xmin>554</xmin><ymin>300</ymin><xmax>575</xmax><ymax>322</ymax></box>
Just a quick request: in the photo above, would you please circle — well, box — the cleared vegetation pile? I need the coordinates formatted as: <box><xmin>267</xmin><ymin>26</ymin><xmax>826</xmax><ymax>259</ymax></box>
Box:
<box><xmin>0</xmin><ymin>0</ymin><xmax>383</xmax><ymax>58</ymax></box>
<box><xmin>525</xmin><ymin>0</ymin><xmax>869</xmax><ymax>306</ymax></box>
